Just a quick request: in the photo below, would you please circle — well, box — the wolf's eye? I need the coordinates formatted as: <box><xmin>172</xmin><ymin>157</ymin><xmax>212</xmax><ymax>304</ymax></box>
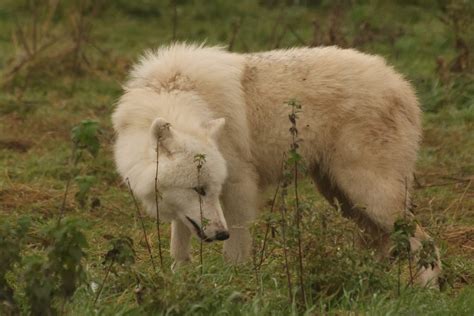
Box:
<box><xmin>193</xmin><ymin>186</ymin><xmax>206</xmax><ymax>196</ymax></box>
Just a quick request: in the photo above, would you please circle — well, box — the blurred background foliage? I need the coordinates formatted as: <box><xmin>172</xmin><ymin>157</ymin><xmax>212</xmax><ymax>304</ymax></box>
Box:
<box><xmin>0</xmin><ymin>0</ymin><xmax>473</xmax><ymax>113</ymax></box>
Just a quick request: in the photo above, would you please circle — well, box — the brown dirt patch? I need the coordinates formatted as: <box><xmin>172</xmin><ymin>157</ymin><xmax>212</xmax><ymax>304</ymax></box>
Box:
<box><xmin>0</xmin><ymin>139</ymin><xmax>32</xmax><ymax>152</ymax></box>
<box><xmin>0</xmin><ymin>184</ymin><xmax>58</xmax><ymax>212</ymax></box>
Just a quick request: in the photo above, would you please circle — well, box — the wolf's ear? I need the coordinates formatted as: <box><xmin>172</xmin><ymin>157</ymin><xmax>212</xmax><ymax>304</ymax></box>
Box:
<box><xmin>204</xmin><ymin>118</ymin><xmax>225</xmax><ymax>139</ymax></box>
<box><xmin>150</xmin><ymin>117</ymin><xmax>172</xmax><ymax>141</ymax></box>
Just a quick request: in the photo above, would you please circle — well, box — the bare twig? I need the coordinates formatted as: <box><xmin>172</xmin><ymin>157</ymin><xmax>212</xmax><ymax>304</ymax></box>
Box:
<box><xmin>31</xmin><ymin>0</ymin><xmax>38</xmax><ymax>53</ymax></box>
<box><xmin>2</xmin><ymin>35</ymin><xmax>61</xmax><ymax>86</ymax></box>
<box><xmin>126</xmin><ymin>178</ymin><xmax>157</xmax><ymax>272</ymax></box>
<box><xmin>274</xmin><ymin>26</ymin><xmax>287</xmax><ymax>49</ymax></box>
<box><xmin>397</xmin><ymin>258</ymin><xmax>401</xmax><ymax>296</ymax></box>
<box><xmin>14</xmin><ymin>21</ymin><xmax>31</xmax><ymax>57</ymax></box>
<box><xmin>41</xmin><ymin>0</ymin><xmax>60</xmax><ymax>37</ymax></box>
<box><xmin>71</xmin><ymin>2</ymin><xmax>89</xmax><ymax>73</ymax></box>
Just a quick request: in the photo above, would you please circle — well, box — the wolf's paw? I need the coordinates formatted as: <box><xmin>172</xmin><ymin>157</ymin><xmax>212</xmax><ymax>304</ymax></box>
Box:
<box><xmin>223</xmin><ymin>250</ymin><xmax>249</xmax><ymax>264</ymax></box>
<box><xmin>171</xmin><ymin>257</ymin><xmax>191</xmax><ymax>273</ymax></box>
<box><xmin>416</xmin><ymin>263</ymin><xmax>442</xmax><ymax>289</ymax></box>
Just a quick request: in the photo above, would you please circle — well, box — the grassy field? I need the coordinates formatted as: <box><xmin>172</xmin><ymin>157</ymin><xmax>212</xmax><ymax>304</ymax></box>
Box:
<box><xmin>1</xmin><ymin>0</ymin><xmax>473</xmax><ymax>315</ymax></box>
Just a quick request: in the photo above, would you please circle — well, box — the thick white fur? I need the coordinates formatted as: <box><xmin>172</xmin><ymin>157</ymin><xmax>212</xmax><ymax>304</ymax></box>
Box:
<box><xmin>112</xmin><ymin>43</ymin><xmax>440</xmax><ymax>286</ymax></box>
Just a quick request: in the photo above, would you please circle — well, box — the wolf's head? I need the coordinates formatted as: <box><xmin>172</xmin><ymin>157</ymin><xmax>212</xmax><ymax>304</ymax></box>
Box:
<box><xmin>144</xmin><ymin>117</ymin><xmax>229</xmax><ymax>242</ymax></box>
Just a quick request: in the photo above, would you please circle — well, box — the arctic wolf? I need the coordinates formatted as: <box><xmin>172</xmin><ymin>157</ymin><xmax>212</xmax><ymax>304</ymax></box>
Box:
<box><xmin>112</xmin><ymin>44</ymin><xmax>440</xmax><ymax>286</ymax></box>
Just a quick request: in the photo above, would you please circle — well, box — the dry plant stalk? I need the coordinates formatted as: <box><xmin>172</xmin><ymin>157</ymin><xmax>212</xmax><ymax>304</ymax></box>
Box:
<box><xmin>258</xmin><ymin>157</ymin><xmax>285</xmax><ymax>269</ymax></box>
<box><xmin>269</xmin><ymin>4</ymin><xmax>285</xmax><ymax>48</ymax></box>
<box><xmin>287</xmin><ymin>25</ymin><xmax>306</xmax><ymax>46</ymax></box>
<box><xmin>154</xmin><ymin>142</ymin><xmax>164</xmax><ymax>269</ymax></box>
<box><xmin>278</xmin><ymin>182</ymin><xmax>293</xmax><ymax>303</ymax></box>
<box><xmin>194</xmin><ymin>154</ymin><xmax>206</xmax><ymax>275</ymax></box>
<box><xmin>251</xmin><ymin>229</ymin><xmax>261</xmax><ymax>293</ymax></box>
<box><xmin>126</xmin><ymin>178</ymin><xmax>157</xmax><ymax>272</ymax></box>
<box><xmin>58</xmin><ymin>149</ymin><xmax>82</xmax><ymax>226</ymax></box>
<box><xmin>404</xmin><ymin>177</ymin><xmax>414</xmax><ymax>286</ymax></box>
<box><xmin>228</xmin><ymin>17</ymin><xmax>242</xmax><ymax>51</ymax></box>
<box><xmin>93</xmin><ymin>258</ymin><xmax>114</xmax><ymax>305</ymax></box>
<box><xmin>171</xmin><ymin>0</ymin><xmax>178</xmax><ymax>41</ymax></box>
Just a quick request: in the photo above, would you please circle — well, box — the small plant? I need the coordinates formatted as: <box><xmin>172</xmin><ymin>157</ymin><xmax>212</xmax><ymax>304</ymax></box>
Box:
<box><xmin>0</xmin><ymin>217</ymin><xmax>31</xmax><ymax>315</ymax></box>
<box><xmin>46</xmin><ymin>218</ymin><xmax>89</xmax><ymax>298</ymax></box>
<box><xmin>286</xmin><ymin>98</ymin><xmax>306</xmax><ymax>306</ymax></box>
<box><xmin>23</xmin><ymin>218</ymin><xmax>89</xmax><ymax>315</ymax></box>
<box><xmin>59</xmin><ymin>120</ymin><xmax>101</xmax><ymax>222</ymax></box>
<box><xmin>391</xmin><ymin>218</ymin><xmax>416</xmax><ymax>258</ymax></box>
<box><xmin>23</xmin><ymin>255</ymin><xmax>57</xmax><ymax>316</ymax></box>
<box><xmin>268</xmin><ymin>99</ymin><xmax>308</xmax><ymax>306</ymax></box>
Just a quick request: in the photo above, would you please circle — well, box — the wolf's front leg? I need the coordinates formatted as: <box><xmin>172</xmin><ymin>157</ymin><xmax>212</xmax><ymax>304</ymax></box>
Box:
<box><xmin>170</xmin><ymin>219</ymin><xmax>192</xmax><ymax>271</ymax></box>
<box><xmin>221</xmin><ymin>174</ymin><xmax>258</xmax><ymax>263</ymax></box>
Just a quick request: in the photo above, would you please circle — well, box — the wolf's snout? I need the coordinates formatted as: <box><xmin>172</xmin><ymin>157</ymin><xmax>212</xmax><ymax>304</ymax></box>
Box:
<box><xmin>215</xmin><ymin>230</ymin><xmax>230</xmax><ymax>241</ymax></box>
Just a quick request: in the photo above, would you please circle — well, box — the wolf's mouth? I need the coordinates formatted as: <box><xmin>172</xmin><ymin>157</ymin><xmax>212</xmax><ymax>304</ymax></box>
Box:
<box><xmin>185</xmin><ymin>216</ymin><xmax>213</xmax><ymax>242</ymax></box>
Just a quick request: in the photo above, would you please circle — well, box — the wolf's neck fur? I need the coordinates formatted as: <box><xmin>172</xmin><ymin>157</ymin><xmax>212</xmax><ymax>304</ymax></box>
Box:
<box><xmin>117</xmin><ymin>43</ymin><xmax>252</xmax><ymax>161</ymax></box>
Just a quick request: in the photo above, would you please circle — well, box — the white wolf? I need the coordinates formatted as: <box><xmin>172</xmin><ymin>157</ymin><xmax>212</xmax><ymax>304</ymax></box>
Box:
<box><xmin>112</xmin><ymin>43</ymin><xmax>440</xmax><ymax>286</ymax></box>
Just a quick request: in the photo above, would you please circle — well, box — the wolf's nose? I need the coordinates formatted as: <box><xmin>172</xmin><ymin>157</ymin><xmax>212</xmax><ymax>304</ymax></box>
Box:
<box><xmin>215</xmin><ymin>230</ymin><xmax>230</xmax><ymax>241</ymax></box>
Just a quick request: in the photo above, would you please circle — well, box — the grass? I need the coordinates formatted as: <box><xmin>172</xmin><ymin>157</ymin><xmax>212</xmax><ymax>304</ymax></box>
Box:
<box><xmin>0</xmin><ymin>0</ymin><xmax>473</xmax><ymax>315</ymax></box>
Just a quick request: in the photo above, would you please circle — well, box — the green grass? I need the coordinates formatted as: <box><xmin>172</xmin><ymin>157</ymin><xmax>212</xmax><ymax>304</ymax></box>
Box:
<box><xmin>1</xmin><ymin>0</ymin><xmax>473</xmax><ymax>315</ymax></box>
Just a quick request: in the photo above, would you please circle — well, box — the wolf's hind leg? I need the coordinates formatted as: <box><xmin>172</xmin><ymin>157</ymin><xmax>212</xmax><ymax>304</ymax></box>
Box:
<box><xmin>170</xmin><ymin>219</ymin><xmax>192</xmax><ymax>271</ymax></box>
<box><xmin>331</xmin><ymin>166</ymin><xmax>441</xmax><ymax>288</ymax></box>
<box><xmin>312</xmin><ymin>163</ymin><xmax>441</xmax><ymax>287</ymax></box>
